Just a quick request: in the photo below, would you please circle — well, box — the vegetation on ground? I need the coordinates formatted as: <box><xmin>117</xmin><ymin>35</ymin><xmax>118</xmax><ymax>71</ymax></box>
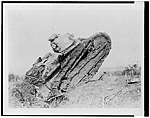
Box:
<box><xmin>8</xmin><ymin>63</ymin><xmax>141</xmax><ymax>108</ymax></box>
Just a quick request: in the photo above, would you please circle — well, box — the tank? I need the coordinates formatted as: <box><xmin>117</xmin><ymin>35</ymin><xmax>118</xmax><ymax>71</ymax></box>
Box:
<box><xmin>11</xmin><ymin>32</ymin><xmax>111</xmax><ymax>107</ymax></box>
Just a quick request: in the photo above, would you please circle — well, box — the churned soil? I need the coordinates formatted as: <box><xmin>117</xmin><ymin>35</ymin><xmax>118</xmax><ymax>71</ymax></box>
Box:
<box><xmin>57</xmin><ymin>74</ymin><xmax>141</xmax><ymax>108</ymax></box>
<box><xmin>9</xmin><ymin>74</ymin><xmax>141</xmax><ymax>108</ymax></box>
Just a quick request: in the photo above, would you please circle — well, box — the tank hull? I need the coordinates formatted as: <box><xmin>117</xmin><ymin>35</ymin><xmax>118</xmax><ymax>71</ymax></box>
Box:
<box><xmin>11</xmin><ymin>32</ymin><xmax>111</xmax><ymax>107</ymax></box>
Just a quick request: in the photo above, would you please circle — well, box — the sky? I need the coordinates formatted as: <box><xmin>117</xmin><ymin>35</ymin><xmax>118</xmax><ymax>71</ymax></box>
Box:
<box><xmin>4</xmin><ymin>2</ymin><xmax>144</xmax><ymax>75</ymax></box>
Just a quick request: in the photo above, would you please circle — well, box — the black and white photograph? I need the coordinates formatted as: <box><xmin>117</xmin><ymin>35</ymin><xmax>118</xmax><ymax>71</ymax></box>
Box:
<box><xmin>3</xmin><ymin>1</ymin><xmax>144</xmax><ymax>116</ymax></box>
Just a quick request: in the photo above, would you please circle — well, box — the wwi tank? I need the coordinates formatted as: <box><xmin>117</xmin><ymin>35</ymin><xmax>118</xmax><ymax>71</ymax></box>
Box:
<box><xmin>11</xmin><ymin>32</ymin><xmax>111</xmax><ymax>107</ymax></box>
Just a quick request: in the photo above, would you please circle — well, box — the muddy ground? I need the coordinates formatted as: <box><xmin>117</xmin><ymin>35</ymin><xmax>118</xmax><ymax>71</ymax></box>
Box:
<box><xmin>9</xmin><ymin>73</ymin><xmax>141</xmax><ymax>108</ymax></box>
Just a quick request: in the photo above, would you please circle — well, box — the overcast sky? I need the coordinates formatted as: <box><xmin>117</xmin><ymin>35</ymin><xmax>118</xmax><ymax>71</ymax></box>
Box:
<box><xmin>4</xmin><ymin>2</ymin><xmax>144</xmax><ymax>75</ymax></box>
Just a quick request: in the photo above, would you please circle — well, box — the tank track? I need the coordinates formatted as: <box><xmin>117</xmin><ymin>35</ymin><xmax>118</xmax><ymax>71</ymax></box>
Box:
<box><xmin>48</xmin><ymin>32</ymin><xmax>111</xmax><ymax>93</ymax></box>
